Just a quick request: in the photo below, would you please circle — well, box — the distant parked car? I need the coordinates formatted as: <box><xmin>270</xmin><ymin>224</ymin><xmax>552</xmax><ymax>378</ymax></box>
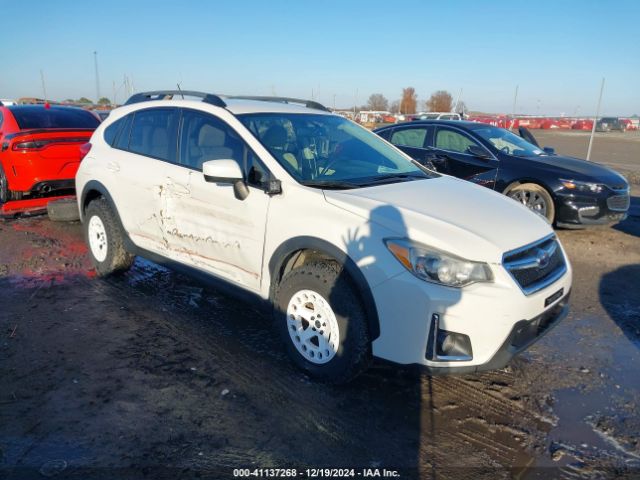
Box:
<box><xmin>374</xmin><ymin>120</ymin><xmax>630</xmax><ymax>227</ymax></box>
<box><xmin>94</xmin><ymin>110</ymin><xmax>111</xmax><ymax>121</ymax></box>
<box><xmin>414</xmin><ymin>112</ymin><xmax>461</xmax><ymax>121</ymax></box>
<box><xmin>0</xmin><ymin>105</ymin><xmax>99</xmax><ymax>214</ymax></box>
<box><xmin>571</xmin><ymin>120</ymin><xmax>593</xmax><ymax>130</ymax></box>
<box><xmin>596</xmin><ymin>117</ymin><xmax>624</xmax><ymax>132</ymax></box>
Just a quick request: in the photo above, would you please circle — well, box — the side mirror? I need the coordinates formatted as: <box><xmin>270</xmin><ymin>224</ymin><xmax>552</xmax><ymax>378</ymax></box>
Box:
<box><xmin>202</xmin><ymin>159</ymin><xmax>249</xmax><ymax>200</ymax></box>
<box><xmin>543</xmin><ymin>146</ymin><xmax>556</xmax><ymax>155</ymax></box>
<box><xmin>467</xmin><ymin>145</ymin><xmax>492</xmax><ymax>159</ymax></box>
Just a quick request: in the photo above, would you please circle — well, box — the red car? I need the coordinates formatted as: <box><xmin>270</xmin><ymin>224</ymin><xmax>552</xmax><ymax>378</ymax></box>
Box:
<box><xmin>0</xmin><ymin>104</ymin><xmax>99</xmax><ymax>216</ymax></box>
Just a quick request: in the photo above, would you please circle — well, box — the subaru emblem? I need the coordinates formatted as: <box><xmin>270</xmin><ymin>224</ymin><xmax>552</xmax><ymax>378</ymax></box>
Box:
<box><xmin>536</xmin><ymin>248</ymin><xmax>550</xmax><ymax>268</ymax></box>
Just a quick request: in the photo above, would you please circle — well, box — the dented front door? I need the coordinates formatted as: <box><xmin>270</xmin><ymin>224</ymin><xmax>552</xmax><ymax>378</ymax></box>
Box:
<box><xmin>156</xmin><ymin>164</ymin><xmax>270</xmax><ymax>292</ymax></box>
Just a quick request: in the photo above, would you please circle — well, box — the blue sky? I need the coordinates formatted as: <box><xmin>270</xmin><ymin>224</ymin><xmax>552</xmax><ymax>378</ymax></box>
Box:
<box><xmin>1</xmin><ymin>0</ymin><xmax>638</xmax><ymax>115</ymax></box>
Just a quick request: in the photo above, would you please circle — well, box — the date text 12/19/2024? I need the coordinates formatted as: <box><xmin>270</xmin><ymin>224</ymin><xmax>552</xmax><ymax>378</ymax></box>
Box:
<box><xmin>233</xmin><ymin>468</ymin><xmax>401</xmax><ymax>478</ymax></box>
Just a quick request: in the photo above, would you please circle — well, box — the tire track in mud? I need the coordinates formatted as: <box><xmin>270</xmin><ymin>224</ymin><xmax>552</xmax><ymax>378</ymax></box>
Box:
<box><xmin>85</xmin><ymin>265</ymin><xmax>551</xmax><ymax>476</ymax></box>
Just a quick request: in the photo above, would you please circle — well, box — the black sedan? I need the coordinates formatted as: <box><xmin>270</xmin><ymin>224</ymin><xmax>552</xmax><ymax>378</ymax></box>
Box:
<box><xmin>374</xmin><ymin>120</ymin><xmax>630</xmax><ymax>227</ymax></box>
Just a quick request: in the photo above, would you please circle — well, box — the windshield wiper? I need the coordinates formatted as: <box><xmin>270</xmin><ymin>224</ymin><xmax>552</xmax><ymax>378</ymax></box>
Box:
<box><xmin>356</xmin><ymin>173</ymin><xmax>426</xmax><ymax>187</ymax></box>
<box><xmin>300</xmin><ymin>180</ymin><xmax>359</xmax><ymax>190</ymax></box>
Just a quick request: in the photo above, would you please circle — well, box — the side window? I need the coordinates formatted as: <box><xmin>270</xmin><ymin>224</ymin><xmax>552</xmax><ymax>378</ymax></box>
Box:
<box><xmin>103</xmin><ymin>118</ymin><xmax>123</xmax><ymax>146</ymax></box>
<box><xmin>435</xmin><ymin>128</ymin><xmax>481</xmax><ymax>154</ymax></box>
<box><xmin>245</xmin><ymin>152</ymin><xmax>269</xmax><ymax>189</ymax></box>
<box><xmin>179</xmin><ymin>109</ymin><xmax>269</xmax><ymax>188</ymax></box>
<box><xmin>129</xmin><ymin>108</ymin><xmax>179</xmax><ymax>162</ymax></box>
<box><xmin>114</xmin><ymin>114</ymin><xmax>133</xmax><ymax>150</ymax></box>
<box><xmin>390</xmin><ymin>127</ymin><xmax>427</xmax><ymax>148</ymax></box>
<box><xmin>0</xmin><ymin>111</ymin><xmax>4</xmax><ymax>129</ymax></box>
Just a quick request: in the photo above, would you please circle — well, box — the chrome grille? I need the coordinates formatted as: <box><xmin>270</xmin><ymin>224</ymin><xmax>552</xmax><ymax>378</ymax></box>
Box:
<box><xmin>607</xmin><ymin>194</ymin><xmax>630</xmax><ymax>212</ymax></box>
<box><xmin>503</xmin><ymin>234</ymin><xmax>567</xmax><ymax>295</ymax></box>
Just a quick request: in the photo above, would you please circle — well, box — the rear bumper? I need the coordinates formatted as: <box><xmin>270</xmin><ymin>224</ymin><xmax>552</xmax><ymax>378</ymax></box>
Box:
<box><xmin>0</xmin><ymin>194</ymin><xmax>75</xmax><ymax>217</ymax></box>
<box><xmin>27</xmin><ymin>179</ymin><xmax>76</xmax><ymax>196</ymax></box>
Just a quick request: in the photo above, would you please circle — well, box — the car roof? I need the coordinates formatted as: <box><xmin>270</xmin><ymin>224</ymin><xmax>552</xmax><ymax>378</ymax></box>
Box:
<box><xmin>121</xmin><ymin>92</ymin><xmax>333</xmax><ymax>116</ymax></box>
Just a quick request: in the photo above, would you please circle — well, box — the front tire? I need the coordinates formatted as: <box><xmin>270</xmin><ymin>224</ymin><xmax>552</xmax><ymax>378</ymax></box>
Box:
<box><xmin>507</xmin><ymin>183</ymin><xmax>555</xmax><ymax>224</ymax></box>
<box><xmin>84</xmin><ymin>198</ymin><xmax>134</xmax><ymax>276</ymax></box>
<box><xmin>274</xmin><ymin>261</ymin><xmax>372</xmax><ymax>383</ymax></box>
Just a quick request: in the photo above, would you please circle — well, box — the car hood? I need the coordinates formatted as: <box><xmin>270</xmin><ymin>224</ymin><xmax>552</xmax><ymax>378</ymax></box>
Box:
<box><xmin>323</xmin><ymin>176</ymin><xmax>552</xmax><ymax>263</ymax></box>
<box><xmin>519</xmin><ymin>155</ymin><xmax>628</xmax><ymax>188</ymax></box>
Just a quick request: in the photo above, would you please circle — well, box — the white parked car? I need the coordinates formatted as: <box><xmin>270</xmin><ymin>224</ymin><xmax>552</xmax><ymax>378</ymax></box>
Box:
<box><xmin>76</xmin><ymin>91</ymin><xmax>572</xmax><ymax>383</ymax></box>
<box><xmin>415</xmin><ymin>112</ymin><xmax>462</xmax><ymax>120</ymax></box>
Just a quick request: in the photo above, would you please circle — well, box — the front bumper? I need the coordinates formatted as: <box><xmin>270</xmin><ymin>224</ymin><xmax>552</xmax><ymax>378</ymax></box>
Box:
<box><xmin>555</xmin><ymin>189</ymin><xmax>629</xmax><ymax>227</ymax></box>
<box><xmin>370</xmin><ymin>251</ymin><xmax>572</xmax><ymax>372</ymax></box>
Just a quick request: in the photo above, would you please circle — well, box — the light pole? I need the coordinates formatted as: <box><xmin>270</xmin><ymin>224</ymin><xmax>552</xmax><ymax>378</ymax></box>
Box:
<box><xmin>587</xmin><ymin>78</ymin><xmax>605</xmax><ymax>161</ymax></box>
<box><xmin>94</xmin><ymin>51</ymin><xmax>101</xmax><ymax>103</ymax></box>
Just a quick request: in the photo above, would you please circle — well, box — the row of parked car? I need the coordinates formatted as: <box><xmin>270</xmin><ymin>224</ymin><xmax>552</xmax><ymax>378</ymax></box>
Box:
<box><xmin>0</xmin><ymin>92</ymin><xmax>630</xmax><ymax>382</ymax></box>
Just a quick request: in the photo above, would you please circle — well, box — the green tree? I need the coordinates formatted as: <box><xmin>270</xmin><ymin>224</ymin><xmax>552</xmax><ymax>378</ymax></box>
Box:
<box><xmin>77</xmin><ymin>97</ymin><xmax>93</xmax><ymax>104</ymax></box>
<box><xmin>97</xmin><ymin>97</ymin><xmax>111</xmax><ymax>105</ymax></box>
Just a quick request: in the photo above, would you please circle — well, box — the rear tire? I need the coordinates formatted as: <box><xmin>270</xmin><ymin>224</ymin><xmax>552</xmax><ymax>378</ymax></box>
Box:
<box><xmin>47</xmin><ymin>198</ymin><xmax>80</xmax><ymax>222</ymax></box>
<box><xmin>274</xmin><ymin>261</ymin><xmax>372</xmax><ymax>383</ymax></box>
<box><xmin>507</xmin><ymin>183</ymin><xmax>555</xmax><ymax>224</ymax></box>
<box><xmin>84</xmin><ymin>198</ymin><xmax>134</xmax><ymax>276</ymax></box>
<box><xmin>0</xmin><ymin>166</ymin><xmax>9</xmax><ymax>204</ymax></box>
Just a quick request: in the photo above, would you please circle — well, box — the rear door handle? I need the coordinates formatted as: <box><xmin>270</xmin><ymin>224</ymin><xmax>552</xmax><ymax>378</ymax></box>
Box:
<box><xmin>106</xmin><ymin>161</ymin><xmax>120</xmax><ymax>172</ymax></box>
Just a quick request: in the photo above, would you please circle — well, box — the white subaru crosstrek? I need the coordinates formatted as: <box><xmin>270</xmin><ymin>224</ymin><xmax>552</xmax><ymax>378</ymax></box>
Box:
<box><xmin>76</xmin><ymin>91</ymin><xmax>572</xmax><ymax>383</ymax></box>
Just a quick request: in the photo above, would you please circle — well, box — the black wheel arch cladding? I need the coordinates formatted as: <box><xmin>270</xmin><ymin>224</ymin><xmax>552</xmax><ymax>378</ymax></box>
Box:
<box><xmin>269</xmin><ymin>236</ymin><xmax>381</xmax><ymax>340</ymax></box>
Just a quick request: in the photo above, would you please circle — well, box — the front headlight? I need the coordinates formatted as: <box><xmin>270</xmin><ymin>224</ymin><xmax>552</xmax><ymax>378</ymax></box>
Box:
<box><xmin>385</xmin><ymin>239</ymin><xmax>493</xmax><ymax>287</ymax></box>
<box><xmin>560</xmin><ymin>179</ymin><xmax>604</xmax><ymax>193</ymax></box>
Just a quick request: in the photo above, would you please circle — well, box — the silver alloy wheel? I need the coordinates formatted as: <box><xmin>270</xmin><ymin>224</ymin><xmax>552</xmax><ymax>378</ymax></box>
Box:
<box><xmin>88</xmin><ymin>215</ymin><xmax>108</xmax><ymax>262</ymax></box>
<box><xmin>509</xmin><ymin>189</ymin><xmax>548</xmax><ymax>218</ymax></box>
<box><xmin>286</xmin><ymin>289</ymin><xmax>340</xmax><ymax>364</ymax></box>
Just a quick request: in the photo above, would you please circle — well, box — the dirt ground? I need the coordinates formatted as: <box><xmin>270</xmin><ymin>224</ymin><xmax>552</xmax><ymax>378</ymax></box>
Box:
<box><xmin>1</xmin><ymin>167</ymin><xmax>639</xmax><ymax>478</ymax></box>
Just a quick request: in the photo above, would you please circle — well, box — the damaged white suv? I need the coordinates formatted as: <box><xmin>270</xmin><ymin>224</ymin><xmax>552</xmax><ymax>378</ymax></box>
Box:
<box><xmin>76</xmin><ymin>91</ymin><xmax>572</xmax><ymax>383</ymax></box>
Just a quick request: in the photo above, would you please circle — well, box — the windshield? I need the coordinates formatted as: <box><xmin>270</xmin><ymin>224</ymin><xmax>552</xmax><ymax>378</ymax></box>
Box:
<box><xmin>473</xmin><ymin>125</ymin><xmax>545</xmax><ymax>156</ymax></box>
<box><xmin>238</xmin><ymin>113</ymin><xmax>435</xmax><ymax>188</ymax></box>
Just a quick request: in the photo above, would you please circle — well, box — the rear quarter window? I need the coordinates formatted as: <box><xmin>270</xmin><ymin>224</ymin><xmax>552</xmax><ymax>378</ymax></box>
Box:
<box><xmin>10</xmin><ymin>107</ymin><xmax>100</xmax><ymax>130</ymax></box>
<box><xmin>104</xmin><ymin>117</ymin><xmax>124</xmax><ymax>146</ymax></box>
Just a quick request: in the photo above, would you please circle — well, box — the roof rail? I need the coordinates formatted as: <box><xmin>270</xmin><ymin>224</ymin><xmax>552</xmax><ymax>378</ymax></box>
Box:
<box><xmin>124</xmin><ymin>90</ymin><xmax>227</xmax><ymax>107</ymax></box>
<box><xmin>228</xmin><ymin>96</ymin><xmax>330</xmax><ymax>112</ymax></box>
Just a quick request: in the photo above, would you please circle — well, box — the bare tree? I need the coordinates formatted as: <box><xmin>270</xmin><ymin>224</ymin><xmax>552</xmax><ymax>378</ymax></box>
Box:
<box><xmin>400</xmin><ymin>87</ymin><xmax>418</xmax><ymax>114</ymax></box>
<box><xmin>426</xmin><ymin>90</ymin><xmax>453</xmax><ymax>112</ymax></box>
<box><xmin>389</xmin><ymin>101</ymin><xmax>400</xmax><ymax>114</ymax></box>
<box><xmin>367</xmin><ymin>93</ymin><xmax>389</xmax><ymax>111</ymax></box>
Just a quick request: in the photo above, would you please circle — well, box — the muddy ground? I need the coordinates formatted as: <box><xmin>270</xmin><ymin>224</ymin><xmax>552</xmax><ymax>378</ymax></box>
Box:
<box><xmin>1</xmin><ymin>196</ymin><xmax>639</xmax><ymax>478</ymax></box>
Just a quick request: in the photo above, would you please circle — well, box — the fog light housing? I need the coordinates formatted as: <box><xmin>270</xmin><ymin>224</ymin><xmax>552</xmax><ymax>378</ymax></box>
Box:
<box><xmin>427</xmin><ymin>313</ymin><xmax>473</xmax><ymax>361</ymax></box>
<box><xmin>579</xmin><ymin>206</ymin><xmax>599</xmax><ymax>218</ymax></box>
